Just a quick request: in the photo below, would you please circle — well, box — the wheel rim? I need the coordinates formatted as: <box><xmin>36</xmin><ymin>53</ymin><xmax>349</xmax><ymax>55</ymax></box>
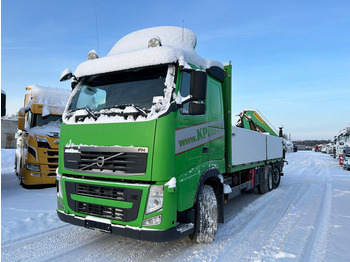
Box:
<box><xmin>273</xmin><ymin>168</ymin><xmax>280</xmax><ymax>184</ymax></box>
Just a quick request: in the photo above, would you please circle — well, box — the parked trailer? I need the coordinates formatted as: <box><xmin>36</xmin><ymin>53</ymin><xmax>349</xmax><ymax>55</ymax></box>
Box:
<box><xmin>57</xmin><ymin>26</ymin><xmax>284</xmax><ymax>243</ymax></box>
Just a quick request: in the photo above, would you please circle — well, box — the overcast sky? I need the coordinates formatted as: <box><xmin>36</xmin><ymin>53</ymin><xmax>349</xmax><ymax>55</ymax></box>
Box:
<box><xmin>2</xmin><ymin>0</ymin><xmax>350</xmax><ymax>140</ymax></box>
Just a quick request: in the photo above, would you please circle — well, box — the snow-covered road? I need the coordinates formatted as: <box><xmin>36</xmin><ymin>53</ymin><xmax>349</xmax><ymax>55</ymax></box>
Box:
<box><xmin>2</xmin><ymin>150</ymin><xmax>350</xmax><ymax>261</ymax></box>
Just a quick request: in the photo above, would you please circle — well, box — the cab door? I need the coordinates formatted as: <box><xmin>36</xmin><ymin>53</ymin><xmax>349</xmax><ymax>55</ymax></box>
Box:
<box><xmin>175</xmin><ymin>70</ymin><xmax>209</xmax><ymax>177</ymax></box>
<box><xmin>207</xmin><ymin>77</ymin><xmax>225</xmax><ymax>161</ymax></box>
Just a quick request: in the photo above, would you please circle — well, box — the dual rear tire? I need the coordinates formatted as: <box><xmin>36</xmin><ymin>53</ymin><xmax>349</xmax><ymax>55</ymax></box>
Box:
<box><xmin>259</xmin><ymin>164</ymin><xmax>280</xmax><ymax>194</ymax></box>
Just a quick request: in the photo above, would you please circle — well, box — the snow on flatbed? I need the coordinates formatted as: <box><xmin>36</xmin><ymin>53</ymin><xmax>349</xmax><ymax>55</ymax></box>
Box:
<box><xmin>2</xmin><ymin>150</ymin><xmax>350</xmax><ymax>261</ymax></box>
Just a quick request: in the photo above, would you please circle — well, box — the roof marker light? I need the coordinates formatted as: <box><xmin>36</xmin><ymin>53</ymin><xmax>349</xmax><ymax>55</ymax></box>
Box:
<box><xmin>87</xmin><ymin>49</ymin><xmax>99</xmax><ymax>60</ymax></box>
<box><xmin>148</xmin><ymin>36</ymin><xmax>162</xmax><ymax>48</ymax></box>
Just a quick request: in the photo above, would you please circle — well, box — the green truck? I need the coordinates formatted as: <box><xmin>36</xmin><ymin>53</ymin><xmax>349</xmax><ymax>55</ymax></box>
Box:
<box><xmin>57</xmin><ymin>26</ymin><xmax>284</xmax><ymax>243</ymax></box>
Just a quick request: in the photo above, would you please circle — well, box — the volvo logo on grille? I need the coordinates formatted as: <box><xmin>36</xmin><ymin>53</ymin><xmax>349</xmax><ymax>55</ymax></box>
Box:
<box><xmin>96</xmin><ymin>156</ymin><xmax>105</xmax><ymax>167</ymax></box>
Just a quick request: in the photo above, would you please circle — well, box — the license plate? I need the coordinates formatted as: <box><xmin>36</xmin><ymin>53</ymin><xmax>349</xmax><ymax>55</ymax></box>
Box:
<box><xmin>85</xmin><ymin>220</ymin><xmax>112</xmax><ymax>233</ymax></box>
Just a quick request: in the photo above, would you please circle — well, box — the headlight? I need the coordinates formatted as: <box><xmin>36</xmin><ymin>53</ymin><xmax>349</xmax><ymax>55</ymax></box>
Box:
<box><xmin>26</xmin><ymin>164</ymin><xmax>40</xmax><ymax>172</ymax></box>
<box><xmin>37</xmin><ymin>136</ymin><xmax>51</xmax><ymax>148</ymax></box>
<box><xmin>145</xmin><ymin>185</ymin><xmax>163</xmax><ymax>214</ymax></box>
<box><xmin>37</xmin><ymin>136</ymin><xmax>48</xmax><ymax>143</ymax></box>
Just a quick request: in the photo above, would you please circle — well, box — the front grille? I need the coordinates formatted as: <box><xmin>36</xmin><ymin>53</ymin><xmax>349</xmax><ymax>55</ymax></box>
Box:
<box><xmin>344</xmin><ymin>147</ymin><xmax>350</xmax><ymax>157</ymax></box>
<box><xmin>77</xmin><ymin>202</ymin><xmax>124</xmax><ymax>220</ymax></box>
<box><xmin>49</xmin><ymin>164</ymin><xmax>58</xmax><ymax>169</ymax></box>
<box><xmin>77</xmin><ymin>184</ymin><xmax>125</xmax><ymax>201</ymax></box>
<box><xmin>48</xmin><ymin>158</ymin><xmax>58</xmax><ymax>163</ymax></box>
<box><xmin>64</xmin><ymin>146</ymin><xmax>148</xmax><ymax>176</ymax></box>
<box><xmin>38</xmin><ymin>142</ymin><xmax>51</xmax><ymax>149</ymax></box>
<box><xmin>65</xmin><ymin>181</ymin><xmax>142</xmax><ymax>222</ymax></box>
<box><xmin>48</xmin><ymin>151</ymin><xmax>58</xmax><ymax>157</ymax></box>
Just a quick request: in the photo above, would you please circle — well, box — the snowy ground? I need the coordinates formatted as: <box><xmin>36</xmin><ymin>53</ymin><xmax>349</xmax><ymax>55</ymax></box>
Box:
<box><xmin>1</xmin><ymin>149</ymin><xmax>350</xmax><ymax>261</ymax></box>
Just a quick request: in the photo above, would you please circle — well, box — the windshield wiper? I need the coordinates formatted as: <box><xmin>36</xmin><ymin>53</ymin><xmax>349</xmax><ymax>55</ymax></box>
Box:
<box><xmin>84</xmin><ymin>108</ymin><xmax>98</xmax><ymax>120</ymax></box>
<box><xmin>130</xmin><ymin>105</ymin><xmax>148</xmax><ymax>118</ymax></box>
<box><xmin>107</xmin><ymin>104</ymin><xmax>148</xmax><ymax>118</ymax></box>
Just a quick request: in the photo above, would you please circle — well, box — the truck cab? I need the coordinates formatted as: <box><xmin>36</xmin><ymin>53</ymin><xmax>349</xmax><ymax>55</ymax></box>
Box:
<box><xmin>57</xmin><ymin>26</ymin><xmax>284</xmax><ymax>243</ymax></box>
<box><xmin>16</xmin><ymin>85</ymin><xmax>70</xmax><ymax>186</ymax></box>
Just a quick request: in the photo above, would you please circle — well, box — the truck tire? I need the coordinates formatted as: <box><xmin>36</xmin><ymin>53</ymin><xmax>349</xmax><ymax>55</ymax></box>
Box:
<box><xmin>272</xmin><ymin>166</ymin><xmax>281</xmax><ymax>189</ymax></box>
<box><xmin>259</xmin><ymin>165</ymin><xmax>272</xmax><ymax>194</ymax></box>
<box><xmin>190</xmin><ymin>185</ymin><xmax>218</xmax><ymax>244</ymax></box>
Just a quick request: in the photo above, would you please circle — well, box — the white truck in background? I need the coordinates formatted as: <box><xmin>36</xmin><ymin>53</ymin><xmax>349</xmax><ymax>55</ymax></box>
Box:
<box><xmin>342</xmin><ymin>124</ymin><xmax>350</xmax><ymax>170</ymax></box>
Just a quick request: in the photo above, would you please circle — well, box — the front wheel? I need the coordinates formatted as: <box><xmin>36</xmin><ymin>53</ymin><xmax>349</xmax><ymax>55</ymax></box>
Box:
<box><xmin>190</xmin><ymin>185</ymin><xmax>218</xmax><ymax>244</ymax></box>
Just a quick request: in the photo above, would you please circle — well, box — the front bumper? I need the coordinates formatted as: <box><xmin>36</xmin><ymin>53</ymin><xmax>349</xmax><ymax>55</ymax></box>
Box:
<box><xmin>57</xmin><ymin>210</ymin><xmax>194</xmax><ymax>242</ymax></box>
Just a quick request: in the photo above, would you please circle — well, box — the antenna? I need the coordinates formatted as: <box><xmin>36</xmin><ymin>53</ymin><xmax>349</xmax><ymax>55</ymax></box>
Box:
<box><xmin>95</xmin><ymin>13</ymin><xmax>100</xmax><ymax>54</ymax></box>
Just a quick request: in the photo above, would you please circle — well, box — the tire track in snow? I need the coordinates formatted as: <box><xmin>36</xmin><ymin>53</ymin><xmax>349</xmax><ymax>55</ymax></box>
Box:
<box><xmin>1</xmin><ymin>226</ymin><xmax>109</xmax><ymax>262</ymax></box>
<box><xmin>301</xmin><ymin>165</ymin><xmax>332</xmax><ymax>262</ymax></box>
<box><xmin>1</xmin><ymin>224</ymin><xmax>70</xmax><ymax>248</ymax></box>
<box><xmin>175</xmin><ymin>183</ymin><xmax>308</xmax><ymax>261</ymax></box>
<box><xmin>218</xmin><ymin>182</ymin><xmax>322</xmax><ymax>261</ymax></box>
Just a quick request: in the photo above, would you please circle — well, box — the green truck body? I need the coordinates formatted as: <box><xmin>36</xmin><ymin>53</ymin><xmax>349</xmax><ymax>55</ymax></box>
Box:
<box><xmin>57</xmin><ymin>26</ymin><xmax>284</xmax><ymax>243</ymax></box>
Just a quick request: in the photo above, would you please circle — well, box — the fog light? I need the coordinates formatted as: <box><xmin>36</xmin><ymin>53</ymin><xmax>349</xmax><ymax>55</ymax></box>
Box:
<box><xmin>143</xmin><ymin>215</ymin><xmax>162</xmax><ymax>226</ymax></box>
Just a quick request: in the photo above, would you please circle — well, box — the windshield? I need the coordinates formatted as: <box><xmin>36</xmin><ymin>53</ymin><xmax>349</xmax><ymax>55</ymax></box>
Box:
<box><xmin>68</xmin><ymin>65</ymin><xmax>169</xmax><ymax>113</ymax></box>
<box><xmin>33</xmin><ymin>114</ymin><xmax>62</xmax><ymax>127</ymax></box>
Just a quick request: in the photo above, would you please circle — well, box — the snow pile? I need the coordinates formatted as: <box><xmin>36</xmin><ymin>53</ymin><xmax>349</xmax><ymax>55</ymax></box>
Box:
<box><xmin>1</xmin><ymin>149</ymin><xmax>64</xmax><ymax>245</ymax></box>
<box><xmin>165</xmin><ymin>177</ymin><xmax>177</xmax><ymax>189</ymax></box>
<box><xmin>74</xmin><ymin>26</ymin><xmax>223</xmax><ymax>78</ymax></box>
<box><xmin>108</xmin><ymin>26</ymin><xmax>197</xmax><ymax>55</ymax></box>
<box><xmin>23</xmin><ymin>85</ymin><xmax>71</xmax><ymax>117</ymax></box>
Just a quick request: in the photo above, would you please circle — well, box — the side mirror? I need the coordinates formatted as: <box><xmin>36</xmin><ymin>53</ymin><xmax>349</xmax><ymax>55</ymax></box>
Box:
<box><xmin>190</xmin><ymin>71</ymin><xmax>207</xmax><ymax>100</ymax></box>
<box><xmin>339</xmin><ymin>141</ymin><xmax>344</xmax><ymax>145</ymax></box>
<box><xmin>189</xmin><ymin>102</ymin><xmax>205</xmax><ymax>115</ymax></box>
<box><xmin>1</xmin><ymin>91</ymin><xmax>6</xmax><ymax>116</ymax></box>
<box><xmin>17</xmin><ymin>110</ymin><xmax>25</xmax><ymax>130</ymax></box>
<box><xmin>60</xmin><ymin>68</ymin><xmax>73</xmax><ymax>82</ymax></box>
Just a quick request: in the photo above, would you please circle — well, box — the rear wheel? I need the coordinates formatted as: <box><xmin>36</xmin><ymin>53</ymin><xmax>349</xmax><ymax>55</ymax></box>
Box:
<box><xmin>259</xmin><ymin>165</ymin><xmax>272</xmax><ymax>194</ymax></box>
<box><xmin>272</xmin><ymin>166</ymin><xmax>281</xmax><ymax>189</ymax></box>
<box><xmin>190</xmin><ymin>185</ymin><xmax>218</xmax><ymax>244</ymax></box>
<box><xmin>268</xmin><ymin>167</ymin><xmax>273</xmax><ymax>191</ymax></box>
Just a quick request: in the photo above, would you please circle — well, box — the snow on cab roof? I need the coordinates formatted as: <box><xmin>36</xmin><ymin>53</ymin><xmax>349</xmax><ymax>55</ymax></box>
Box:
<box><xmin>74</xmin><ymin>26</ymin><xmax>223</xmax><ymax>78</ymax></box>
<box><xmin>25</xmin><ymin>85</ymin><xmax>71</xmax><ymax>116</ymax></box>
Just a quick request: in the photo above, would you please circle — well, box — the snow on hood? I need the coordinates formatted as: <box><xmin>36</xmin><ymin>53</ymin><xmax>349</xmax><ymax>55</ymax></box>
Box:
<box><xmin>74</xmin><ymin>26</ymin><xmax>223</xmax><ymax>78</ymax></box>
<box><xmin>25</xmin><ymin>85</ymin><xmax>71</xmax><ymax>117</ymax></box>
<box><xmin>28</xmin><ymin>120</ymin><xmax>62</xmax><ymax>138</ymax></box>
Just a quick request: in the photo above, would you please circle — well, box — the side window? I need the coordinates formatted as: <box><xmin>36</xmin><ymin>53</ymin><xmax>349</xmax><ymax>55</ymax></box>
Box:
<box><xmin>209</xmin><ymin>81</ymin><xmax>223</xmax><ymax>118</ymax></box>
<box><xmin>179</xmin><ymin>71</ymin><xmax>206</xmax><ymax>115</ymax></box>
<box><xmin>179</xmin><ymin>72</ymin><xmax>191</xmax><ymax>115</ymax></box>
